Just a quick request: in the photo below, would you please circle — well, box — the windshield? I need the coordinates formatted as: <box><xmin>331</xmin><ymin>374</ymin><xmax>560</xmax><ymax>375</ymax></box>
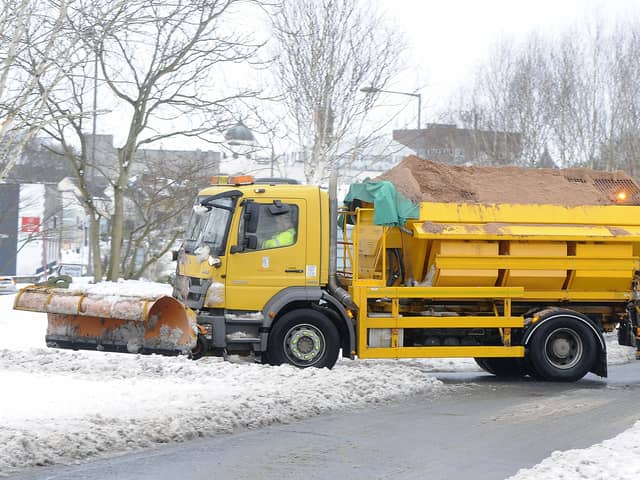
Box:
<box><xmin>185</xmin><ymin>196</ymin><xmax>234</xmax><ymax>255</ymax></box>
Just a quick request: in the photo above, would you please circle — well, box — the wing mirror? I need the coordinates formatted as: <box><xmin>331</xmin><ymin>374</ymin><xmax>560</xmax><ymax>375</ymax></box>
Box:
<box><xmin>208</xmin><ymin>256</ymin><xmax>222</xmax><ymax>268</ymax></box>
<box><xmin>231</xmin><ymin>201</ymin><xmax>261</xmax><ymax>253</ymax></box>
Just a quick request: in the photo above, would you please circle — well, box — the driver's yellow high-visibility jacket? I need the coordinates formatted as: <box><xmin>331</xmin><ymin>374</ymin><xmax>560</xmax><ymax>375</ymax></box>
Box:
<box><xmin>262</xmin><ymin>228</ymin><xmax>296</xmax><ymax>248</ymax></box>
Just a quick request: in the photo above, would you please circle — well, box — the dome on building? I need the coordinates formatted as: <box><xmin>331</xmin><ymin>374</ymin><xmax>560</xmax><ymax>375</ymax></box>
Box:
<box><xmin>224</xmin><ymin>121</ymin><xmax>256</xmax><ymax>145</ymax></box>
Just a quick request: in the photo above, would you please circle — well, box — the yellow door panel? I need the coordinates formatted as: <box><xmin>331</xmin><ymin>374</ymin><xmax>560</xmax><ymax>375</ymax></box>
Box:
<box><xmin>225</xmin><ymin>199</ymin><xmax>307</xmax><ymax>310</ymax></box>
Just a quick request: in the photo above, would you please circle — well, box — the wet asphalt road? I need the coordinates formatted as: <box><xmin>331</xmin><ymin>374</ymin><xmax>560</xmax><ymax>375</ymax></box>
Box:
<box><xmin>10</xmin><ymin>363</ymin><xmax>640</xmax><ymax>480</ymax></box>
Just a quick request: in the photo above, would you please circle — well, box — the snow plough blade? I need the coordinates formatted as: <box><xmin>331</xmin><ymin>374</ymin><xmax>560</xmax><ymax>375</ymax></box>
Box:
<box><xmin>14</xmin><ymin>285</ymin><xmax>198</xmax><ymax>355</ymax></box>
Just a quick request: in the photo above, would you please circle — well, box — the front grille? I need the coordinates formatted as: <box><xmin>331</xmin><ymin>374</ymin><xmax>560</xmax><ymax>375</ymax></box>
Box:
<box><xmin>188</xmin><ymin>292</ymin><xmax>203</xmax><ymax>302</ymax></box>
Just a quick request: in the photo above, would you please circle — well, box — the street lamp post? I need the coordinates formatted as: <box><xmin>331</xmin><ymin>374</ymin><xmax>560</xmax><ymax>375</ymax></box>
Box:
<box><xmin>360</xmin><ymin>86</ymin><xmax>422</xmax><ymax>129</ymax></box>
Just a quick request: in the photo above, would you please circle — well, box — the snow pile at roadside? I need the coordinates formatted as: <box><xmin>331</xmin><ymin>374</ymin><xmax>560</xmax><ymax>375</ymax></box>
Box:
<box><xmin>1</xmin><ymin>280</ymin><xmax>638</xmax><ymax>476</ymax></box>
<box><xmin>507</xmin><ymin>420</ymin><xmax>640</xmax><ymax>480</ymax></box>
<box><xmin>606</xmin><ymin>331</ymin><xmax>637</xmax><ymax>365</ymax></box>
<box><xmin>0</xmin><ymin>349</ymin><xmax>445</xmax><ymax>475</ymax></box>
<box><xmin>0</xmin><ymin>284</ymin><xmax>451</xmax><ymax>475</ymax></box>
<box><xmin>0</xmin><ymin>292</ymin><xmax>47</xmax><ymax>351</ymax></box>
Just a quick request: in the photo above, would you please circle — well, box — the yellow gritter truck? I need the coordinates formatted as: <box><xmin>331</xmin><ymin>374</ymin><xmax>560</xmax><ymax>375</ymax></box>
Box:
<box><xmin>14</xmin><ymin>158</ymin><xmax>640</xmax><ymax>381</ymax></box>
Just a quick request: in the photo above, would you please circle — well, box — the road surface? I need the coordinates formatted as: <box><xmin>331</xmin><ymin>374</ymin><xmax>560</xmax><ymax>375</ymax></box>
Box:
<box><xmin>10</xmin><ymin>363</ymin><xmax>640</xmax><ymax>480</ymax></box>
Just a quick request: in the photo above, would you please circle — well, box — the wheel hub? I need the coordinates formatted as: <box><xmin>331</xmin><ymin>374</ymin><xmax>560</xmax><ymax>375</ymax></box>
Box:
<box><xmin>284</xmin><ymin>324</ymin><xmax>325</xmax><ymax>366</ymax></box>
<box><xmin>551</xmin><ymin>338</ymin><xmax>572</xmax><ymax>358</ymax></box>
<box><xmin>544</xmin><ymin>328</ymin><xmax>583</xmax><ymax>370</ymax></box>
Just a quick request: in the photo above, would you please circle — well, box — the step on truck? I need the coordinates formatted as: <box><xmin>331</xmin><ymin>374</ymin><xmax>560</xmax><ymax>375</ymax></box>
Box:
<box><xmin>14</xmin><ymin>157</ymin><xmax>640</xmax><ymax>381</ymax></box>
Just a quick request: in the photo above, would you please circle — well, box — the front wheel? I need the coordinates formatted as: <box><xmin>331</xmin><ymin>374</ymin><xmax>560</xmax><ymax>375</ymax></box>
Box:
<box><xmin>527</xmin><ymin>314</ymin><xmax>598</xmax><ymax>382</ymax></box>
<box><xmin>268</xmin><ymin>309</ymin><xmax>340</xmax><ymax>369</ymax></box>
<box><xmin>190</xmin><ymin>335</ymin><xmax>207</xmax><ymax>360</ymax></box>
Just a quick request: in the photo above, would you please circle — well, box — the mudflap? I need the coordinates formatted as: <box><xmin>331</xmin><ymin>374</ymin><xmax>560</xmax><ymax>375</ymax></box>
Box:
<box><xmin>14</xmin><ymin>286</ymin><xmax>197</xmax><ymax>355</ymax></box>
<box><xmin>592</xmin><ymin>350</ymin><xmax>608</xmax><ymax>378</ymax></box>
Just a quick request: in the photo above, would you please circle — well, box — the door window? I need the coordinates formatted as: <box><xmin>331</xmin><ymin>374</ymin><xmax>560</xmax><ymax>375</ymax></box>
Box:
<box><xmin>256</xmin><ymin>203</ymin><xmax>298</xmax><ymax>250</ymax></box>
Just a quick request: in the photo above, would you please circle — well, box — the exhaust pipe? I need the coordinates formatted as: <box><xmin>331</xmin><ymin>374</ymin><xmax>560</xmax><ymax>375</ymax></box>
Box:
<box><xmin>328</xmin><ymin>172</ymin><xmax>357</xmax><ymax>310</ymax></box>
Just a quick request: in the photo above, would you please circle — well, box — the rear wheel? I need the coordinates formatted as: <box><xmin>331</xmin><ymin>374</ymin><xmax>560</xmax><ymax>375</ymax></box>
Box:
<box><xmin>268</xmin><ymin>309</ymin><xmax>339</xmax><ymax>369</ymax></box>
<box><xmin>475</xmin><ymin>358</ymin><xmax>527</xmax><ymax>377</ymax></box>
<box><xmin>474</xmin><ymin>358</ymin><xmax>492</xmax><ymax>373</ymax></box>
<box><xmin>527</xmin><ymin>314</ymin><xmax>598</xmax><ymax>382</ymax></box>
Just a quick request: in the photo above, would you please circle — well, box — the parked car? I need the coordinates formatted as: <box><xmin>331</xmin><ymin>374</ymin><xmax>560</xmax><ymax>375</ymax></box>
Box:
<box><xmin>0</xmin><ymin>277</ymin><xmax>17</xmax><ymax>295</ymax></box>
<box><xmin>55</xmin><ymin>264</ymin><xmax>85</xmax><ymax>278</ymax></box>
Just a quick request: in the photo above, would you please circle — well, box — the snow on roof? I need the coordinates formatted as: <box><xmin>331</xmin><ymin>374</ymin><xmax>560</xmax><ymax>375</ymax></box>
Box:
<box><xmin>66</xmin><ymin>280</ymin><xmax>172</xmax><ymax>298</ymax></box>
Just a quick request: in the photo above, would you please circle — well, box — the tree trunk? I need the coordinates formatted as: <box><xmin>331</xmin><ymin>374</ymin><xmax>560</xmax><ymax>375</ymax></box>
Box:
<box><xmin>90</xmin><ymin>213</ymin><xmax>102</xmax><ymax>282</ymax></box>
<box><xmin>107</xmin><ymin>150</ymin><xmax>129</xmax><ymax>280</ymax></box>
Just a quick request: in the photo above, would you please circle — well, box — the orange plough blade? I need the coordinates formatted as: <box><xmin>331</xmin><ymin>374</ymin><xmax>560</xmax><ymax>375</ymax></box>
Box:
<box><xmin>14</xmin><ymin>286</ymin><xmax>197</xmax><ymax>355</ymax></box>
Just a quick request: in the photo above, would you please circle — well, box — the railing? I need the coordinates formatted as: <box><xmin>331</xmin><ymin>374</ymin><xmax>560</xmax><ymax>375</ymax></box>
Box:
<box><xmin>336</xmin><ymin>209</ymin><xmax>354</xmax><ymax>279</ymax></box>
<box><xmin>354</xmin><ymin>285</ymin><xmax>526</xmax><ymax>359</ymax></box>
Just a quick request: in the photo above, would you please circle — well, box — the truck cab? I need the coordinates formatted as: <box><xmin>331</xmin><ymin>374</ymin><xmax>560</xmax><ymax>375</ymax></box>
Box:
<box><xmin>173</xmin><ymin>175</ymin><xmax>353</xmax><ymax>366</ymax></box>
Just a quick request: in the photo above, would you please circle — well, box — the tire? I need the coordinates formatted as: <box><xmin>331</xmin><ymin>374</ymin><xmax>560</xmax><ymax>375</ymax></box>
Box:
<box><xmin>474</xmin><ymin>358</ymin><xmax>493</xmax><ymax>374</ymax></box>
<box><xmin>190</xmin><ymin>335</ymin><xmax>207</xmax><ymax>360</ymax></box>
<box><xmin>475</xmin><ymin>358</ymin><xmax>527</xmax><ymax>377</ymax></box>
<box><xmin>523</xmin><ymin>357</ymin><xmax>544</xmax><ymax>380</ymax></box>
<box><xmin>527</xmin><ymin>314</ymin><xmax>598</xmax><ymax>382</ymax></box>
<box><xmin>268</xmin><ymin>308</ymin><xmax>340</xmax><ymax>369</ymax></box>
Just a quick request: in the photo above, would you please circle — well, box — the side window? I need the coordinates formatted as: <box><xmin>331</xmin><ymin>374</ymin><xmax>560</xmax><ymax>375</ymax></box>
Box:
<box><xmin>256</xmin><ymin>203</ymin><xmax>298</xmax><ymax>250</ymax></box>
<box><xmin>237</xmin><ymin>201</ymin><xmax>299</xmax><ymax>252</ymax></box>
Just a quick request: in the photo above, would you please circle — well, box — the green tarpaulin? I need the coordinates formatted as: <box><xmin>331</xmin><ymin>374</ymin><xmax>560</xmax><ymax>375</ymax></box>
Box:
<box><xmin>343</xmin><ymin>181</ymin><xmax>419</xmax><ymax>226</ymax></box>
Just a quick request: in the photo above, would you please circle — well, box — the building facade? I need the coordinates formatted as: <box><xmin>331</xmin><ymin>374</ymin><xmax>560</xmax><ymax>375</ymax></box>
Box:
<box><xmin>393</xmin><ymin>124</ymin><xmax>522</xmax><ymax>166</ymax></box>
<box><xmin>1</xmin><ymin>135</ymin><xmax>221</xmax><ymax>277</ymax></box>
<box><xmin>0</xmin><ymin>182</ymin><xmax>61</xmax><ymax>277</ymax></box>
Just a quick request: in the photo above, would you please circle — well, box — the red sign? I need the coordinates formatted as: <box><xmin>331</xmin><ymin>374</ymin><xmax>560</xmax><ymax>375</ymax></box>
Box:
<box><xmin>21</xmin><ymin>216</ymin><xmax>41</xmax><ymax>233</ymax></box>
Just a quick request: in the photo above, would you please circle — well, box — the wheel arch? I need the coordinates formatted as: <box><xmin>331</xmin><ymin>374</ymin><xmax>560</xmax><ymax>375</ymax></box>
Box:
<box><xmin>260</xmin><ymin>287</ymin><xmax>355</xmax><ymax>356</ymax></box>
<box><xmin>523</xmin><ymin>308</ymin><xmax>607</xmax><ymax>377</ymax></box>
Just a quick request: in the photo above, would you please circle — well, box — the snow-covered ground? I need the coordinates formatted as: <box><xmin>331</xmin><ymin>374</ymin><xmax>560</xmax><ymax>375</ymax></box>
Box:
<box><xmin>0</xmin><ymin>281</ymin><xmax>638</xmax><ymax>478</ymax></box>
<box><xmin>507</xmin><ymin>421</ymin><xmax>640</xmax><ymax>480</ymax></box>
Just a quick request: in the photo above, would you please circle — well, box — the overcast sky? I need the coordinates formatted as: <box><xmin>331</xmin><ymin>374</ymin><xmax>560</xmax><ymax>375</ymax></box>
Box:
<box><xmin>377</xmin><ymin>0</ymin><xmax>640</xmax><ymax>126</ymax></box>
<box><xmin>117</xmin><ymin>0</ymin><xmax>640</xmax><ymax>150</ymax></box>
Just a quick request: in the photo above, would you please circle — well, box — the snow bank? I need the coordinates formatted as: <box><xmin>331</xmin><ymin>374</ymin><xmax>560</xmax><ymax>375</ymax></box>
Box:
<box><xmin>0</xmin><ymin>349</ymin><xmax>445</xmax><ymax>475</ymax></box>
<box><xmin>607</xmin><ymin>332</ymin><xmax>637</xmax><ymax>365</ymax></box>
<box><xmin>0</xmin><ymin>281</ymin><xmax>638</xmax><ymax>476</ymax></box>
<box><xmin>507</xmin><ymin>420</ymin><xmax>640</xmax><ymax>480</ymax></box>
<box><xmin>0</xmin><ymin>282</ymin><xmax>454</xmax><ymax>475</ymax></box>
<box><xmin>0</xmin><ymin>292</ymin><xmax>47</xmax><ymax>350</ymax></box>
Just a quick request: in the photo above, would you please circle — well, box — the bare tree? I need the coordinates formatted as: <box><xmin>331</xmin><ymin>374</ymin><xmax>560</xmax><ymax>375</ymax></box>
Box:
<box><xmin>453</xmin><ymin>36</ymin><xmax>554</xmax><ymax>167</ymax></box>
<box><xmin>94</xmin><ymin>0</ymin><xmax>265</xmax><ymax>280</ymax></box>
<box><xmin>271</xmin><ymin>0</ymin><xmax>404</xmax><ymax>184</ymax></box>
<box><xmin>448</xmin><ymin>18</ymin><xmax>634</xmax><ymax>171</ymax></box>
<box><xmin>0</xmin><ymin>0</ymin><xmax>86</xmax><ymax>182</ymax></box>
<box><xmin>120</xmin><ymin>151</ymin><xmax>216</xmax><ymax>279</ymax></box>
<box><xmin>507</xmin><ymin>35</ymin><xmax>554</xmax><ymax>167</ymax></box>
<box><xmin>599</xmin><ymin>21</ymin><xmax>640</xmax><ymax>175</ymax></box>
<box><xmin>22</xmin><ymin>0</ymin><xmax>266</xmax><ymax>280</ymax></box>
<box><xmin>547</xmin><ymin>30</ymin><xmax>581</xmax><ymax>167</ymax></box>
<box><xmin>549</xmin><ymin>21</ymin><xmax>610</xmax><ymax>168</ymax></box>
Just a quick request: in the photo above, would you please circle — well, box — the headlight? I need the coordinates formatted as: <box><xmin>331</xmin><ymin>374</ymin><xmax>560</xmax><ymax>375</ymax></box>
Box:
<box><xmin>202</xmin><ymin>323</ymin><xmax>214</xmax><ymax>340</ymax></box>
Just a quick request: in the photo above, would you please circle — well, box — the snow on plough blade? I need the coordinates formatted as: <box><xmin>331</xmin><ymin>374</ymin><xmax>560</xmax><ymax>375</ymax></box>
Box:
<box><xmin>14</xmin><ymin>286</ymin><xmax>198</xmax><ymax>355</ymax></box>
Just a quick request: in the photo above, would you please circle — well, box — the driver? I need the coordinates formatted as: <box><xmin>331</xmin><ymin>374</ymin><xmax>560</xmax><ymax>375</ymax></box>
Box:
<box><xmin>262</xmin><ymin>213</ymin><xmax>296</xmax><ymax>248</ymax></box>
